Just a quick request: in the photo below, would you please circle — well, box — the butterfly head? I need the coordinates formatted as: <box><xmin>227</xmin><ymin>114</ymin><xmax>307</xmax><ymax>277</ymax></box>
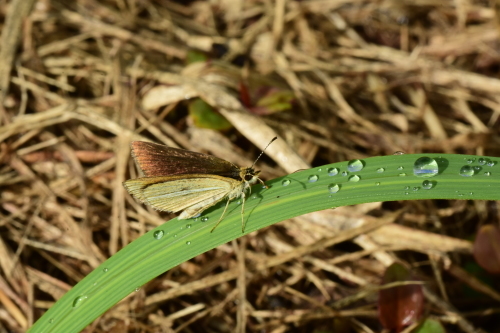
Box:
<box><xmin>240</xmin><ymin>137</ymin><xmax>276</xmax><ymax>189</ymax></box>
<box><xmin>240</xmin><ymin>167</ymin><xmax>261</xmax><ymax>184</ymax></box>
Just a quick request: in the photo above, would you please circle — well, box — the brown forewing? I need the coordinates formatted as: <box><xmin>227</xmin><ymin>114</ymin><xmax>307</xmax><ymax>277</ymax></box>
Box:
<box><xmin>130</xmin><ymin>141</ymin><xmax>242</xmax><ymax>179</ymax></box>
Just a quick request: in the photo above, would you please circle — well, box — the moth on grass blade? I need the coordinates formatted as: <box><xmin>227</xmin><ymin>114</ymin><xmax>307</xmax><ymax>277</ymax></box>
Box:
<box><xmin>123</xmin><ymin>138</ymin><xmax>276</xmax><ymax>232</ymax></box>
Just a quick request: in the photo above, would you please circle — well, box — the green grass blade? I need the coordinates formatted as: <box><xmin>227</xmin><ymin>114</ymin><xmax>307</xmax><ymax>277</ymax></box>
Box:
<box><xmin>28</xmin><ymin>153</ymin><xmax>500</xmax><ymax>332</ymax></box>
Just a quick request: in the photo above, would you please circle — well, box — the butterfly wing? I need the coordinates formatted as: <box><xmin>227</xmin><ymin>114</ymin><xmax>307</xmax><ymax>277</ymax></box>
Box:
<box><xmin>123</xmin><ymin>174</ymin><xmax>239</xmax><ymax>214</ymax></box>
<box><xmin>130</xmin><ymin>141</ymin><xmax>241</xmax><ymax>179</ymax></box>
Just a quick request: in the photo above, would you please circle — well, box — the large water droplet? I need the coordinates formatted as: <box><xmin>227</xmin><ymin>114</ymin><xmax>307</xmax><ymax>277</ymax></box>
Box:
<box><xmin>413</xmin><ymin>157</ymin><xmax>439</xmax><ymax>178</ymax></box>
<box><xmin>478</xmin><ymin>158</ymin><xmax>487</xmax><ymax>165</ymax></box>
<box><xmin>348</xmin><ymin>175</ymin><xmax>360</xmax><ymax>182</ymax></box>
<box><xmin>282</xmin><ymin>179</ymin><xmax>291</xmax><ymax>186</ymax></box>
<box><xmin>308</xmin><ymin>175</ymin><xmax>319</xmax><ymax>183</ymax></box>
<box><xmin>347</xmin><ymin>159</ymin><xmax>364</xmax><ymax>172</ymax></box>
<box><xmin>459</xmin><ymin>165</ymin><xmax>474</xmax><ymax>177</ymax></box>
<box><xmin>328</xmin><ymin>184</ymin><xmax>340</xmax><ymax>193</ymax></box>
<box><xmin>153</xmin><ymin>230</ymin><xmax>164</xmax><ymax>240</ymax></box>
<box><xmin>487</xmin><ymin>160</ymin><xmax>496</xmax><ymax>167</ymax></box>
<box><xmin>72</xmin><ymin>295</ymin><xmax>88</xmax><ymax>308</ymax></box>
<box><xmin>327</xmin><ymin>167</ymin><xmax>339</xmax><ymax>176</ymax></box>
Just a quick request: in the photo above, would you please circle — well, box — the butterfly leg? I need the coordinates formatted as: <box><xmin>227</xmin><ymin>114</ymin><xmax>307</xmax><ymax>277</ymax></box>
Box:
<box><xmin>210</xmin><ymin>198</ymin><xmax>232</xmax><ymax>233</ymax></box>
<box><xmin>240</xmin><ymin>191</ymin><xmax>247</xmax><ymax>233</ymax></box>
<box><xmin>256</xmin><ymin>177</ymin><xmax>269</xmax><ymax>189</ymax></box>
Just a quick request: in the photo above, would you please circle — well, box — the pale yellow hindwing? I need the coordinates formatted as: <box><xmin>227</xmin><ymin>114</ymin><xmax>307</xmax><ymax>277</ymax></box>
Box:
<box><xmin>178</xmin><ymin>191</ymin><xmax>230</xmax><ymax>219</ymax></box>
<box><xmin>124</xmin><ymin>175</ymin><xmax>240</xmax><ymax>213</ymax></box>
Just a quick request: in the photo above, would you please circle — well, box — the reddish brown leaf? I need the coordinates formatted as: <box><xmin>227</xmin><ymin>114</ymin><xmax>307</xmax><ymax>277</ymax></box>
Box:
<box><xmin>378</xmin><ymin>263</ymin><xmax>424</xmax><ymax>332</ymax></box>
<box><xmin>238</xmin><ymin>81</ymin><xmax>252</xmax><ymax>108</ymax></box>
<box><xmin>473</xmin><ymin>224</ymin><xmax>500</xmax><ymax>275</ymax></box>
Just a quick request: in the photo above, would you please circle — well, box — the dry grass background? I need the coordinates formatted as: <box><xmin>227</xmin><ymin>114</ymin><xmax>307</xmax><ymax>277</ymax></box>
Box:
<box><xmin>1</xmin><ymin>0</ymin><xmax>500</xmax><ymax>332</ymax></box>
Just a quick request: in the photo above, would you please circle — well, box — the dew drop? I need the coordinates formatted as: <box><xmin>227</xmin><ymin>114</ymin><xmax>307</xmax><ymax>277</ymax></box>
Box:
<box><xmin>399</xmin><ymin>173</ymin><xmax>407</xmax><ymax>176</ymax></box>
<box><xmin>376</xmin><ymin>167</ymin><xmax>385</xmax><ymax>173</ymax></box>
<box><xmin>393</xmin><ymin>151</ymin><xmax>405</xmax><ymax>155</ymax></box>
<box><xmin>318</xmin><ymin>168</ymin><xmax>322</xmax><ymax>172</ymax></box>
<box><xmin>186</xmin><ymin>241</ymin><xmax>191</xmax><ymax>245</ymax></box>
<box><xmin>135</xmin><ymin>287</ymin><xmax>140</xmax><ymax>292</ymax></box>
<box><xmin>375</xmin><ymin>182</ymin><xmax>380</xmax><ymax>186</ymax></box>
<box><xmin>484</xmin><ymin>171</ymin><xmax>491</xmax><ymax>176</ymax></box>
<box><xmin>459</xmin><ymin>165</ymin><xmax>474</xmax><ymax>176</ymax></box>
<box><xmin>487</xmin><ymin>160</ymin><xmax>496</xmax><ymax>167</ymax></box>
<box><xmin>153</xmin><ymin>230</ymin><xmax>164</xmax><ymax>240</ymax></box>
<box><xmin>466</xmin><ymin>158</ymin><xmax>475</xmax><ymax>164</ymax></box>
<box><xmin>308</xmin><ymin>175</ymin><xmax>319</xmax><ymax>183</ymax></box>
<box><xmin>397</xmin><ymin>166</ymin><xmax>404</xmax><ymax>170</ymax></box>
<box><xmin>341</xmin><ymin>171</ymin><xmax>348</xmax><ymax>176</ymax></box>
<box><xmin>347</xmin><ymin>159</ymin><xmax>364</xmax><ymax>172</ymax></box>
<box><xmin>186</xmin><ymin>224</ymin><xmax>192</xmax><ymax>229</ymax></box>
<box><xmin>404</xmin><ymin>186</ymin><xmax>410</xmax><ymax>190</ymax></box>
<box><xmin>422</xmin><ymin>180</ymin><xmax>434</xmax><ymax>189</ymax></box>
<box><xmin>72</xmin><ymin>295</ymin><xmax>88</xmax><ymax>308</ymax></box>
<box><xmin>413</xmin><ymin>156</ymin><xmax>439</xmax><ymax>178</ymax></box>
<box><xmin>49</xmin><ymin>318</ymin><xmax>54</xmax><ymax>324</ymax></box>
<box><xmin>328</xmin><ymin>184</ymin><xmax>340</xmax><ymax>193</ymax></box>
<box><xmin>103</xmin><ymin>268</ymin><xmax>109</xmax><ymax>273</ymax></box>
<box><xmin>327</xmin><ymin>167</ymin><xmax>339</xmax><ymax>176</ymax></box>
<box><xmin>478</xmin><ymin>158</ymin><xmax>487</xmax><ymax>165</ymax></box>
<box><xmin>282</xmin><ymin>179</ymin><xmax>291</xmax><ymax>186</ymax></box>
<box><xmin>473</xmin><ymin>166</ymin><xmax>481</xmax><ymax>172</ymax></box>
<box><xmin>201</xmin><ymin>217</ymin><xmax>209</xmax><ymax>222</ymax></box>
<box><xmin>348</xmin><ymin>175</ymin><xmax>360</xmax><ymax>182</ymax></box>
<box><xmin>413</xmin><ymin>187</ymin><xmax>420</xmax><ymax>191</ymax></box>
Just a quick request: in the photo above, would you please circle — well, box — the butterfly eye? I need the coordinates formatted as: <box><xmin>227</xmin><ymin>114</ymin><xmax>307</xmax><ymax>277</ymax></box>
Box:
<box><xmin>244</xmin><ymin>174</ymin><xmax>255</xmax><ymax>181</ymax></box>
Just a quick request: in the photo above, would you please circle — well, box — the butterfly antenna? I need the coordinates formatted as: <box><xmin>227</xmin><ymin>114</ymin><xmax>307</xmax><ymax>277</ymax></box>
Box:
<box><xmin>251</xmin><ymin>137</ymin><xmax>277</xmax><ymax>168</ymax></box>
